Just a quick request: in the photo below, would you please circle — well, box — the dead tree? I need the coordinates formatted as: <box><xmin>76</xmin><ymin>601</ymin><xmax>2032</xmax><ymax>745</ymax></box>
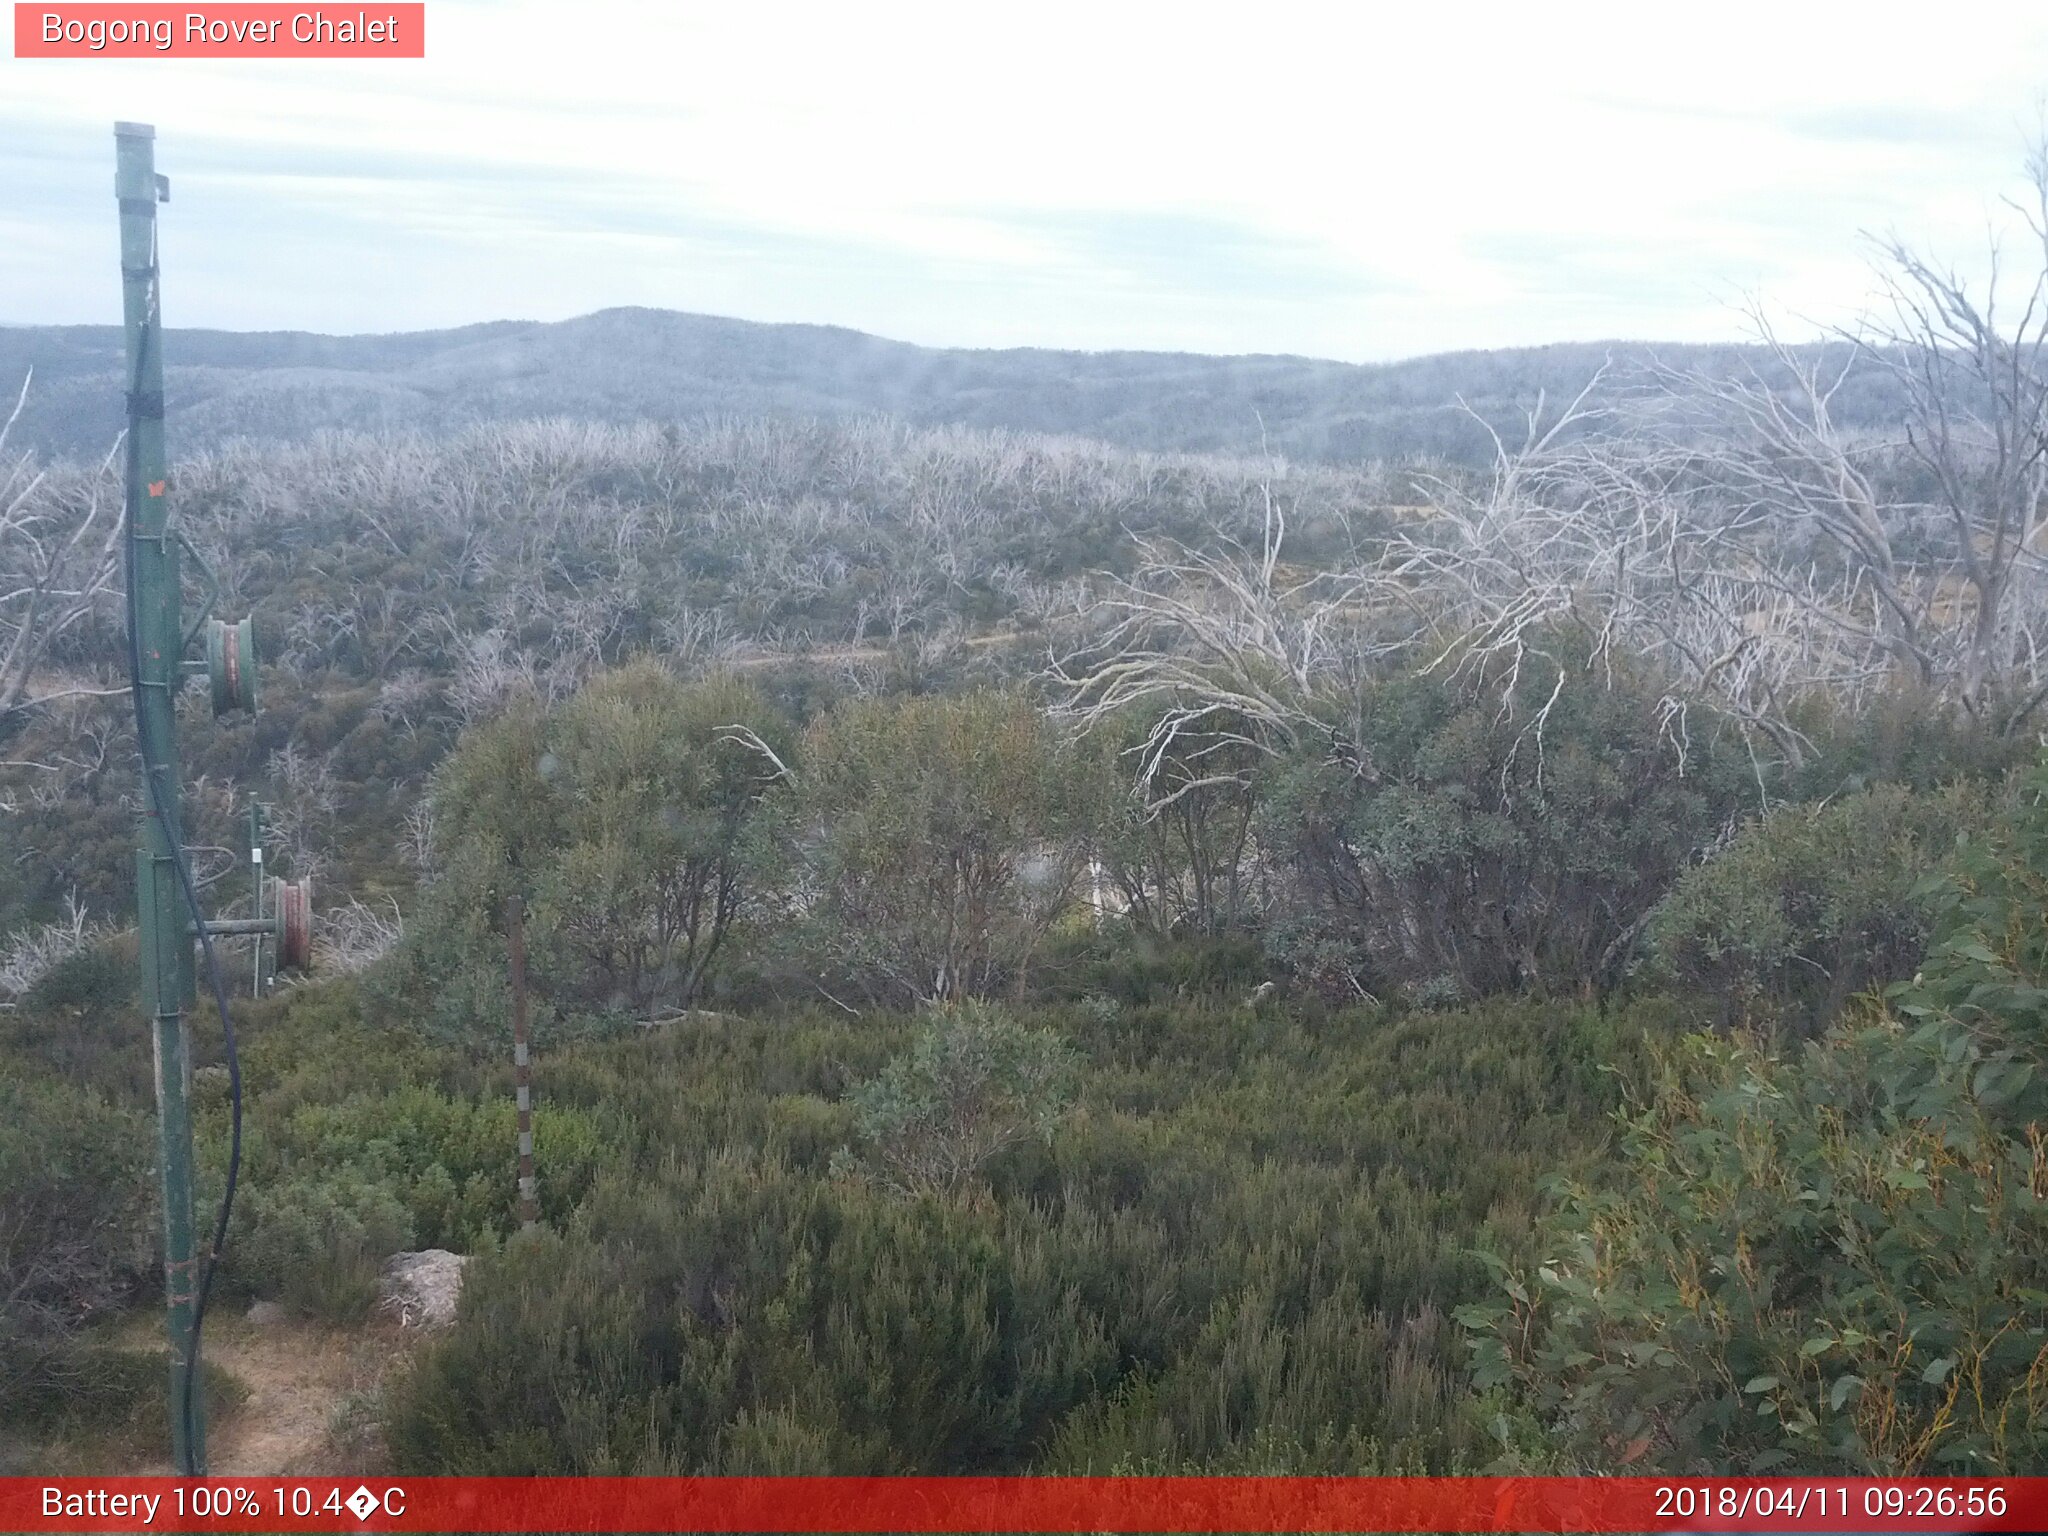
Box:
<box><xmin>1860</xmin><ymin>149</ymin><xmax>2048</xmax><ymax>726</ymax></box>
<box><xmin>1052</xmin><ymin>473</ymin><xmax>1382</xmax><ymax>812</ymax></box>
<box><xmin>0</xmin><ymin>374</ymin><xmax>125</xmax><ymax>728</ymax></box>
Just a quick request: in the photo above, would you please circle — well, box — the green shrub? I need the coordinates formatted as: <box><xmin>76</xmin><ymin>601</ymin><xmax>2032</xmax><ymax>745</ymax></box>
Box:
<box><xmin>2</xmin><ymin>1348</ymin><xmax>165</xmax><ymax>1446</ymax></box>
<box><xmin>213</xmin><ymin>1082</ymin><xmax>619</xmax><ymax>1262</ymax></box>
<box><xmin>1789</xmin><ymin>692</ymin><xmax>2037</xmax><ymax>799</ymax></box>
<box><xmin>21</xmin><ymin>938</ymin><xmax>133</xmax><ymax>1017</ymax></box>
<box><xmin>0</xmin><ymin>1075</ymin><xmax>152</xmax><ymax>1413</ymax></box>
<box><xmin>381</xmin><ymin>667</ymin><xmax>789</xmax><ymax>1039</ymax></box>
<box><xmin>200</xmin><ymin>1019</ymin><xmax>625</xmax><ymax>1324</ymax></box>
<box><xmin>1031</xmin><ymin>930</ymin><xmax>1270</xmax><ymax>1008</ymax></box>
<box><xmin>371</xmin><ymin>833</ymin><xmax>530</xmax><ymax>1045</ymax></box>
<box><xmin>230</xmin><ymin>1171</ymin><xmax>416</xmax><ymax>1321</ymax></box>
<box><xmin>784</xmin><ymin>689</ymin><xmax>1102</xmax><ymax>1004</ymax></box>
<box><xmin>0</xmin><ymin>1349</ymin><xmax>245</xmax><ymax>1471</ymax></box>
<box><xmin>1463</xmin><ymin>765</ymin><xmax>2048</xmax><ymax>1474</ymax></box>
<box><xmin>529</xmin><ymin>667</ymin><xmax>792</xmax><ymax>1016</ymax></box>
<box><xmin>1647</xmin><ymin>782</ymin><xmax>1997</xmax><ymax>1034</ymax></box>
<box><xmin>1089</xmin><ymin>707</ymin><xmax>1263</xmax><ymax>937</ymax></box>
<box><xmin>385</xmin><ymin>1156</ymin><xmax>1115</xmax><ymax>1473</ymax></box>
<box><xmin>383</xmin><ymin>992</ymin><xmax>1637</xmax><ymax>1474</ymax></box>
<box><xmin>1262</xmin><ymin>656</ymin><xmax>1755</xmax><ymax>999</ymax></box>
<box><xmin>0</xmin><ymin>932</ymin><xmax>152</xmax><ymax>1108</ymax></box>
<box><xmin>833</xmin><ymin>1002</ymin><xmax>1080</xmax><ymax>1196</ymax></box>
<box><xmin>1045</xmin><ymin>1299</ymin><xmax>1483</xmax><ymax>1474</ymax></box>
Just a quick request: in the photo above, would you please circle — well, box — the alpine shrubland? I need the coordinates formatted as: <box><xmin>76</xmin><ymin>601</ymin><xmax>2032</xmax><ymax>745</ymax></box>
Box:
<box><xmin>6</xmin><ymin>159</ymin><xmax>2048</xmax><ymax>1476</ymax></box>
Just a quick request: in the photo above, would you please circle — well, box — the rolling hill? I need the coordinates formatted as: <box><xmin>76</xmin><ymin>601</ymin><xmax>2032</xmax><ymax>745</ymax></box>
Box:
<box><xmin>0</xmin><ymin>308</ymin><xmax>1906</xmax><ymax>467</ymax></box>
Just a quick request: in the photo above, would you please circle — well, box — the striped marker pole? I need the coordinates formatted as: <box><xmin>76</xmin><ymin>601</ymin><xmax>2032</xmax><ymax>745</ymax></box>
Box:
<box><xmin>508</xmin><ymin>893</ymin><xmax>538</xmax><ymax>1231</ymax></box>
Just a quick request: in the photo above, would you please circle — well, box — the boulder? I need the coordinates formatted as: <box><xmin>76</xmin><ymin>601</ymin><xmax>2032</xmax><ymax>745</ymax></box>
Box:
<box><xmin>243</xmin><ymin>1298</ymin><xmax>287</xmax><ymax>1326</ymax></box>
<box><xmin>376</xmin><ymin>1248</ymin><xmax>469</xmax><ymax>1330</ymax></box>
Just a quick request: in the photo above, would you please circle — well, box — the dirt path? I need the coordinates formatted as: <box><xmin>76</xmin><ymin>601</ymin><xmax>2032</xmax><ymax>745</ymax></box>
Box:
<box><xmin>120</xmin><ymin>1312</ymin><xmax>411</xmax><ymax>1475</ymax></box>
<box><xmin>211</xmin><ymin>1318</ymin><xmax>405</xmax><ymax>1475</ymax></box>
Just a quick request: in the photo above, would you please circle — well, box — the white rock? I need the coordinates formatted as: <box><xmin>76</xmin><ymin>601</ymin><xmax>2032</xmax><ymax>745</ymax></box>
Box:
<box><xmin>376</xmin><ymin>1248</ymin><xmax>469</xmax><ymax>1330</ymax></box>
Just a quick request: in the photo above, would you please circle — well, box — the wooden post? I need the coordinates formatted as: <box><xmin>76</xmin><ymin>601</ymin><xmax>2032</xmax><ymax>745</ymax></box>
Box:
<box><xmin>508</xmin><ymin>893</ymin><xmax>538</xmax><ymax>1231</ymax></box>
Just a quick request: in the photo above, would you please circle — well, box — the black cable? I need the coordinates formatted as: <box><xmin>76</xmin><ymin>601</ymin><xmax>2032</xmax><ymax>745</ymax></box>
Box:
<box><xmin>122</xmin><ymin>225</ymin><xmax>243</xmax><ymax>1476</ymax></box>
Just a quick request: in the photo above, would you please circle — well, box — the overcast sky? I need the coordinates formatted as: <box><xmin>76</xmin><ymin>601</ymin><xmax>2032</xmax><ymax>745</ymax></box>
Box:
<box><xmin>5</xmin><ymin>1</ymin><xmax>2048</xmax><ymax>360</ymax></box>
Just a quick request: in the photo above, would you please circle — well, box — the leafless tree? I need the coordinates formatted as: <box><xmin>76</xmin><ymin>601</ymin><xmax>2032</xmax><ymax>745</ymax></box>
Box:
<box><xmin>342</xmin><ymin>580</ymin><xmax>433</xmax><ymax>679</ymax></box>
<box><xmin>1052</xmin><ymin>471</ymin><xmax>1381</xmax><ymax>810</ymax></box>
<box><xmin>1055</xmin><ymin>148</ymin><xmax>2048</xmax><ymax>797</ymax></box>
<box><xmin>445</xmin><ymin>627</ymin><xmax>544</xmax><ymax>725</ymax></box>
<box><xmin>371</xmin><ymin>667</ymin><xmax>446</xmax><ymax>736</ymax></box>
<box><xmin>0</xmin><ymin>373</ymin><xmax>125</xmax><ymax>727</ymax></box>
<box><xmin>0</xmin><ymin>890</ymin><xmax>103</xmax><ymax>1008</ymax></box>
<box><xmin>259</xmin><ymin>740</ymin><xmax>341</xmax><ymax>884</ymax></box>
<box><xmin>1610</xmin><ymin>150</ymin><xmax>2048</xmax><ymax>740</ymax></box>
<box><xmin>315</xmin><ymin>894</ymin><xmax>404</xmax><ymax>974</ymax></box>
<box><xmin>1858</xmin><ymin>148</ymin><xmax>2048</xmax><ymax>724</ymax></box>
<box><xmin>398</xmin><ymin>800</ymin><xmax>437</xmax><ymax>874</ymax></box>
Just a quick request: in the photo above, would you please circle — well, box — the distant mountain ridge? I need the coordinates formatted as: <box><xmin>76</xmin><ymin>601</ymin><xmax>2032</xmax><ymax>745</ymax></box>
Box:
<box><xmin>0</xmin><ymin>307</ymin><xmax>1903</xmax><ymax>466</ymax></box>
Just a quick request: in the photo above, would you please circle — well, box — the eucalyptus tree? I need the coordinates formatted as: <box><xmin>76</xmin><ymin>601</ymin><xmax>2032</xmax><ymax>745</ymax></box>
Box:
<box><xmin>784</xmin><ymin>688</ymin><xmax>1102</xmax><ymax>1006</ymax></box>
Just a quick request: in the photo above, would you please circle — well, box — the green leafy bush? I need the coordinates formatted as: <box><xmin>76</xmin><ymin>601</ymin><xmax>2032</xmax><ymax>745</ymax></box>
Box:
<box><xmin>383</xmin><ymin>667</ymin><xmax>788</xmax><ymax>1039</ymax></box>
<box><xmin>20</xmin><ymin>939</ymin><xmax>133</xmax><ymax>1017</ymax></box>
<box><xmin>384</xmin><ymin>1156</ymin><xmax>1116</xmax><ymax>1473</ymax></box>
<box><xmin>1262</xmin><ymin>657</ymin><xmax>1755</xmax><ymax>999</ymax></box>
<box><xmin>217</xmin><ymin>1082</ymin><xmax>618</xmax><ymax>1266</ymax></box>
<box><xmin>200</xmin><ymin>1022</ymin><xmax>622</xmax><ymax>1320</ymax></box>
<box><xmin>383</xmin><ymin>993</ymin><xmax>1636</xmax><ymax>1474</ymax></box>
<box><xmin>1788</xmin><ymin>692</ymin><xmax>2037</xmax><ymax>800</ymax></box>
<box><xmin>784</xmin><ymin>689</ymin><xmax>1103</xmax><ymax>1004</ymax></box>
<box><xmin>0</xmin><ymin>933</ymin><xmax>152</xmax><ymax>1107</ymax></box>
<box><xmin>1462</xmin><ymin>768</ymin><xmax>2048</xmax><ymax>1474</ymax></box>
<box><xmin>1647</xmin><ymin>782</ymin><xmax>1996</xmax><ymax>1034</ymax></box>
<box><xmin>834</xmin><ymin>1002</ymin><xmax>1080</xmax><ymax>1196</ymax></box>
<box><xmin>1</xmin><ymin>1349</ymin><xmax>245</xmax><ymax>1471</ymax></box>
<box><xmin>231</xmin><ymin>1170</ymin><xmax>416</xmax><ymax>1321</ymax></box>
<box><xmin>1044</xmin><ymin>1299</ymin><xmax>1480</xmax><ymax>1474</ymax></box>
<box><xmin>1089</xmin><ymin>707</ymin><xmax>1263</xmax><ymax>937</ymax></box>
<box><xmin>529</xmin><ymin>666</ymin><xmax>792</xmax><ymax>1016</ymax></box>
<box><xmin>0</xmin><ymin>1076</ymin><xmax>152</xmax><ymax>1412</ymax></box>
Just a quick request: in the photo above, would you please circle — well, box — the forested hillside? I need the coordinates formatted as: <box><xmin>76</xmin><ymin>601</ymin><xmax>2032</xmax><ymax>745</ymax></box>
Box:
<box><xmin>0</xmin><ymin>308</ymin><xmax>1911</xmax><ymax>467</ymax></box>
<box><xmin>4</xmin><ymin>178</ymin><xmax>2047</xmax><ymax>1480</ymax></box>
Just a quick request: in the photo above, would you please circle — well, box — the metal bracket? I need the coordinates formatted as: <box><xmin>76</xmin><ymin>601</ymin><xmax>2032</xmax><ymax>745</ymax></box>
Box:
<box><xmin>174</xmin><ymin>526</ymin><xmax>220</xmax><ymax>654</ymax></box>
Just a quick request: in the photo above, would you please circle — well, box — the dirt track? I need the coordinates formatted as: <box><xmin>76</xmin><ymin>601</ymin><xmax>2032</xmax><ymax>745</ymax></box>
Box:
<box><xmin>117</xmin><ymin>1311</ymin><xmax>411</xmax><ymax>1475</ymax></box>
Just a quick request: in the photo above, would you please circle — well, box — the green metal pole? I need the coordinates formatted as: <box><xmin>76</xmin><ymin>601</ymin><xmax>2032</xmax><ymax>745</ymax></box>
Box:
<box><xmin>117</xmin><ymin>120</ymin><xmax>206</xmax><ymax>1476</ymax></box>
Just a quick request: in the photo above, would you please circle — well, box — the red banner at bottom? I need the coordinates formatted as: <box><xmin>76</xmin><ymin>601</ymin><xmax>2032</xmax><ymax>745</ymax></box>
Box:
<box><xmin>2</xmin><ymin>1476</ymin><xmax>2038</xmax><ymax>1534</ymax></box>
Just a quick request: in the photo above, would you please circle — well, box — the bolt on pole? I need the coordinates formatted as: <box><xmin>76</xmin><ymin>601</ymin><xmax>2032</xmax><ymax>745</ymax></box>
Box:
<box><xmin>508</xmin><ymin>894</ymin><xmax>538</xmax><ymax>1230</ymax></box>
<box><xmin>116</xmin><ymin>119</ymin><xmax>205</xmax><ymax>1476</ymax></box>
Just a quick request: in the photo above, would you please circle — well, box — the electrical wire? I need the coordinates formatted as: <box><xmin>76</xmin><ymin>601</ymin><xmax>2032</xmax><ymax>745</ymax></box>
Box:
<box><xmin>122</xmin><ymin>221</ymin><xmax>244</xmax><ymax>1477</ymax></box>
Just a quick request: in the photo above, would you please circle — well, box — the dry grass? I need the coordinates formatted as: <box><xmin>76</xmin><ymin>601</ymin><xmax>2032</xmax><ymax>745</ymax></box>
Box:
<box><xmin>8</xmin><ymin>1308</ymin><xmax>416</xmax><ymax>1477</ymax></box>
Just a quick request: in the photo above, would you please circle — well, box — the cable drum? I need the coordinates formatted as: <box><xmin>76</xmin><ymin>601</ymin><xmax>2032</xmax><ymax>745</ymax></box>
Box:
<box><xmin>207</xmin><ymin>616</ymin><xmax>257</xmax><ymax>715</ymax></box>
<box><xmin>273</xmin><ymin>875</ymin><xmax>313</xmax><ymax>970</ymax></box>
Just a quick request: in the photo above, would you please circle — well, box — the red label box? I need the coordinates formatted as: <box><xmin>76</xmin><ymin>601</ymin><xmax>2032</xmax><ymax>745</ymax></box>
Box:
<box><xmin>13</xmin><ymin>3</ymin><xmax>425</xmax><ymax>56</ymax></box>
<box><xmin>1</xmin><ymin>1476</ymin><xmax>2043</xmax><ymax>1534</ymax></box>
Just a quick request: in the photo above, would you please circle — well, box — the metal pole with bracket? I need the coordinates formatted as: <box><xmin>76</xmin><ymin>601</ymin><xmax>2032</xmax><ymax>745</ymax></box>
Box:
<box><xmin>117</xmin><ymin>121</ymin><xmax>309</xmax><ymax>1474</ymax></box>
<box><xmin>115</xmin><ymin>118</ymin><xmax>209</xmax><ymax>1477</ymax></box>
